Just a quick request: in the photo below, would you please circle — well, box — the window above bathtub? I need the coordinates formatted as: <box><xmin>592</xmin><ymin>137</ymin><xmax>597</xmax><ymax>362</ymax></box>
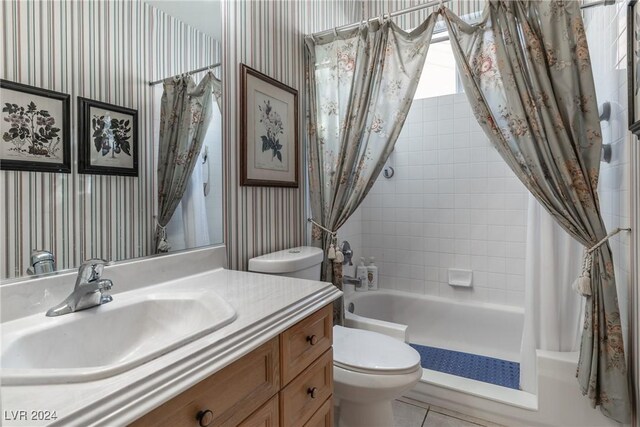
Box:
<box><xmin>414</xmin><ymin>38</ymin><xmax>464</xmax><ymax>100</ymax></box>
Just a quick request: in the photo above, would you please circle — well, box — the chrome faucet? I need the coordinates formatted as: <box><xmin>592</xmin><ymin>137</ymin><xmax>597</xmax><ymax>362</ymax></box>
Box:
<box><xmin>340</xmin><ymin>241</ymin><xmax>353</xmax><ymax>266</ymax></box>
<box><xmin>343</xmin><ymin>275</ymin><xmax>362</xmax><ymax>287</ymax></box>
<box><xmin>27</xmin><ymin>250</ymin><xmax>56</xmax><ymax>275</ymax></box>
<box><xmin>46</xmin><ymin>259</ymin><xmax>113</xmax><ymax>317</ymax></box>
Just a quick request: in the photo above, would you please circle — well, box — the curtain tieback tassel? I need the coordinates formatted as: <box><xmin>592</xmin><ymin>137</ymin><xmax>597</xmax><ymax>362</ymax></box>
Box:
<box><xmin>572</xmin><ymin>249</ymin><xmax>593</xmax><ymax>297</ymax></box>
<box><xmin>328</xmin><ymin>246</ymin><xmax>344</xmax><ymax>263</ymax></box>
<box><xmin>328</xmin><ymin>243</ymin><xmax>336</xmax><ymax>260</ymax></box>
<box><xmin>156</xmin><ymin>223</ymin><xmax>171</xmax><ymax>253</ymax></box>
<box><xmin>329</xmin><ymin>236</ymin><xmax>344</xmax><ymax>263</ymax></box>
<box><xmin>307</xmin><ymin>218</ymin><xmax>344</xmax><ymax>263</ymax></box>
<box><xmin>571</xmin><ymin>228</ymin><xmax>631</xmax><ymax>297</ymax></box>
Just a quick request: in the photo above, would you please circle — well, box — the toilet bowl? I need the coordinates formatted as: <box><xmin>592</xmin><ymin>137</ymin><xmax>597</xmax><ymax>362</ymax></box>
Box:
<box><xmin>333</xmin><ymin>325</ymin><xmax>422</xmax><ymax>427</ymax></box>
<box><xmin>249</xmin><ymin>246</ymin><xmax>423</xmax><ymax>427</ymax></box>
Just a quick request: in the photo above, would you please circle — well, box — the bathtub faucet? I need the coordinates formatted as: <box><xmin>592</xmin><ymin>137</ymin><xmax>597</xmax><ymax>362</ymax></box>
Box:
<box><xmin>343</xmin><ymin>275</ymin><xmax>362</xmax><ymax>286</ymax></box>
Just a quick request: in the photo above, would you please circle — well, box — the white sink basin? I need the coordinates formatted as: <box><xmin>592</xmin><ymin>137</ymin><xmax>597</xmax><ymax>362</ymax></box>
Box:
<box><xmin>1</xmin><ymin>287</ymin><xmax>236</xmax><ymax>385</ymax></box>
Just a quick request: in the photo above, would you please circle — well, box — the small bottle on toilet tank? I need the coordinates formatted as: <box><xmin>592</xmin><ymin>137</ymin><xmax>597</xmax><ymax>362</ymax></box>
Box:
<box><xmin>356</xmin><ymin>258</ymin><xmax>368</xmax><ymax>292</ymax></box>
<box><xmin>367</xmin><ymin>257</ymin><xmax>379</xmax><ymax>291</ymax></box>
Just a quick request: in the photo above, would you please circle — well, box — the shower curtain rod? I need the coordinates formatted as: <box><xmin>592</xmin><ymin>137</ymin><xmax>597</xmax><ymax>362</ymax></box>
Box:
<box><xmin>310</xmin><ymin>0</ymin><xmax>615</xmax><ymax>39</ymax></box>
<box><xmin>148</xmin><ymin>62</ymin><xmax>221</xmax><ymax>86</ymax></box>
<box><xmin>310</xmin><ymin>0</ymin><xmax>449</xmax><ymax>39</ymax></box>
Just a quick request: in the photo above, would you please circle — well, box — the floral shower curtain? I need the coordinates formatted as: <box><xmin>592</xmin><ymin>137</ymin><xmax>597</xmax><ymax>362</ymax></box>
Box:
<box><xmin>211</xmin><ymin>76</ymin><xmax>222</xmax><ymax>112</ymax></box>
<box><xmin>440</xmin><ymin>1</ymin><xmax>630</xmax><ymax>421</ymax></box>
<box><xmin>155</xmin><ymin>73</ymin><xmax>216</xmax><ymax>252</ymax></box>
<box><xmin>305</xmin><ymin>16</ymin><xmax>438</xmax><ymax>322</ymax></box>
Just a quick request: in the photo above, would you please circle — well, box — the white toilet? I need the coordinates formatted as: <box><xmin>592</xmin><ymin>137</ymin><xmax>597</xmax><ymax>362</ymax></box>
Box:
<box><xmin>249</xmin><ymin>246</ymin><xmax>423</xmax><ymax>427</ymax></box>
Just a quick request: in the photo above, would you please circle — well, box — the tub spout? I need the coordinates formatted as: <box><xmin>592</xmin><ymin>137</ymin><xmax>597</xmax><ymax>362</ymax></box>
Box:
<box><xmin>343</xmin><ymin>275</ymin><xmax>362</xmax><ymax>286</ymax></box>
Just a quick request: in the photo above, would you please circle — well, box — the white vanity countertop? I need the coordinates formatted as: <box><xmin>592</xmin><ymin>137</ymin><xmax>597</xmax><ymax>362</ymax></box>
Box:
<box><xmin>1</xmin><ymin>267</ymin><xmax>341</xmax><ymax>427</ymax></box>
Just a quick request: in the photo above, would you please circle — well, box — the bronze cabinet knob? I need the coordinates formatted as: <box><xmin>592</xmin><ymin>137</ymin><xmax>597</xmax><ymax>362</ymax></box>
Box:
<box><xmin>307</xmin><ymin>387</ymin><xmax>318</xmax><ymax>398</ymax></box>
<box><xmin>196</xmin><ymin>409</ymin><xmax>214</xmax><ymax>427</ymax></box>
<box><xmin>306</xmin><ymin>335</ymin><xmax>318</xmax><ymax>345</ymax></box>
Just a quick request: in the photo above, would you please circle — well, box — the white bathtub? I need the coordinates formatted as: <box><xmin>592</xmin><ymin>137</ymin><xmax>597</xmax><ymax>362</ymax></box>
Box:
<box><xmin>345</xmin><ymin>289</ymin><xmax>523</xmax><ymax>362</ymax></box>
<box><xmin>344</xmin><ymin>289</ymin><xmax>619</xmax><ymax>427</ymax></box>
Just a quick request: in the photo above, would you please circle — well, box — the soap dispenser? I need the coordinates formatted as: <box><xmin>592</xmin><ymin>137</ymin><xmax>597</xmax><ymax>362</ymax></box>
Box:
<box><xmin>356</xmin><ymin>257</ymin><xmax>368</xmax><ymax>292</ymax></box>
<box><xmin>367</xmin><ymin>257</ymin><xmax>379</xmax><ymax>291</ymax></box>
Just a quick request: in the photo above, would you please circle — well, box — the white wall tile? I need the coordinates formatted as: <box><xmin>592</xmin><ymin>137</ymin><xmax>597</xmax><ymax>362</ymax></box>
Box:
<box><xmin>359</xmin><ymin>91</ymin><xmax>529</xmax><ymax>308</ymax></box>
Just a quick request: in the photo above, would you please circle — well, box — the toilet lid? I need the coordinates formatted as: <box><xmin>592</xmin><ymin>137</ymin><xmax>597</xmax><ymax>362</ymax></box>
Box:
<box><xmin>333</xmin><ymin>326</ymin><xmax>421</xmax><ymax>375</ymax></box>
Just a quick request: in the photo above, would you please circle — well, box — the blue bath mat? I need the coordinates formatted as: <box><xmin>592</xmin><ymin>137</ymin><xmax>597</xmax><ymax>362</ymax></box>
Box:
<box><xmin>410</xmin><ymin>343</ymin><xmax>520</xmax><ymax>390</ymax></box>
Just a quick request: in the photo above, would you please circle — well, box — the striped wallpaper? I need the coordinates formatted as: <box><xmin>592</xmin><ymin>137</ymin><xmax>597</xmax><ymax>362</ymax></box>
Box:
<box><xmin>221</xmin><ymin>0</ymin><xmax>361</xmax><ymax>270</ymax></box>
<box><xmin>1</xmin><ymin>0</ymin><xmax>486</xmax><ymax>277</ymax></box>
<box><xmin>0</xmin><ymin>0</ymin><xmax>220</xmax><ymax>279</ymax></box>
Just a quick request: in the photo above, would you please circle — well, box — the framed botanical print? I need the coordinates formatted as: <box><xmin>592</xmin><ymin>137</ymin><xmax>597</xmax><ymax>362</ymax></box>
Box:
<box><xmin>240</xmin><ymin>64</ymin><xmax>298</xmax><ymax>187</ymax></box>
<box><xmin>78</xmin><ymin>97</ymin><xmax>138</xmax><ymax>176</ymax></box>
<box><xmin>628</xmin><ymin>0</ymin><xmax>640</xmax><ymax>134</ymax></box>
<box><xmin>0</xmin><ymin>80</ymin><xmax>71</xmax><ymax>173</ymax></box>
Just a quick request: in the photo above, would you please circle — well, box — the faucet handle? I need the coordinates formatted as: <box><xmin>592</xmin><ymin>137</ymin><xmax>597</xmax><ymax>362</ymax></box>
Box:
<box><xmin>77</xmin><ymin>258</ymin><xmax>112</xmax><ymax>283</ymax></box>
<box><xmin>98</xmin><ymin>279</ymin><xmax>114</xmax><ymax>305</ymax></box>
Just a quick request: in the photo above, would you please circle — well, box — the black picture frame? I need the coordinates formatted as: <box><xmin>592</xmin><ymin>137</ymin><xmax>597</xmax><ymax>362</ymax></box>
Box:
<box><xmin>240</xmin><ymin>64</ymin><xmax>299</xmax><ymax>188</ymax></box>
<box><xmin>628</xmin><ymin>0</ymin><xmax>640</xmax><ymax>134</ymax></box>
<box><xmin>78</xmin><ymin>97</ymin><xmax>138</xmax><ymax>177</ymax></box>
<box><xmin>0</xmin><ymin>79</ymin><xmax>71</xmax><ymax>173</ymax></box>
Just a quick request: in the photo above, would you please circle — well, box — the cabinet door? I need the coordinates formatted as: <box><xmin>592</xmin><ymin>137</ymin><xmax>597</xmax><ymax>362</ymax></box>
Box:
<box><xmin>280</xmin><ymin>349</ymin><xmax>333</xmax><ymax>427</ymax></box>
<box><xmin>130</xmin><ymin>337</ymin><xmax>279</xmax><ymax>427</ymax></box>
<box><xmin>238</xmin><ymin>395</ymin><xmax>279</xmax><ymax>427</ymax></box>
<box><xmin>303</xmin><ymin>398</ymin><xmax>332</xmax><ymax>427</ymax></box>
<box><xmin>280</xmin><ymin>304</ymin><xmax>332</xmax><ymax>386</ymax></box>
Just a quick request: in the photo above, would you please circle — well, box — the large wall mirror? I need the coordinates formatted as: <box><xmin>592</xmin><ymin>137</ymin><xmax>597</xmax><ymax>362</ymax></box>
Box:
<box><xmin>0</xmin><ymin>0</ymin><xmax>224</xmax><ymax>280</ymax></box>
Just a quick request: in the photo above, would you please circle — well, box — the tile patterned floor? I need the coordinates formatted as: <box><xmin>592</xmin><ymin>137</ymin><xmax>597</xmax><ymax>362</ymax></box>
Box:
<box><xmin>334</xmin><ymin>396</ymin><xmax>502</xmax><ymax>426</ymax></box>
<box><xmin>391</xmin><ymin>398</ymin><xmax>502</xmax><ymax>427</ymax></box>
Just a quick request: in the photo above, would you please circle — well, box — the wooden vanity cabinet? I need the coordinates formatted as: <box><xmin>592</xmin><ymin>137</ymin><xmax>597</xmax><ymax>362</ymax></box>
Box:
<box><xmin>130</xmin><ymin>303</ymin><xmax>334</xmax><ymax>427</ymax></box>
<box><xmin>237</xmin><ymin>396</ymin><xmax>279</xmax><ymax>427</ymax></box>
<box><xmin>129</xmin><ymin>337</ymin><xmax>279</xmax><ymax>427</ymax></box>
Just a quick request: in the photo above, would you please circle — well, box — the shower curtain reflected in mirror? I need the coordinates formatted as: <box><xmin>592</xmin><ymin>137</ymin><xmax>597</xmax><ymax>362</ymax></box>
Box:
<box><xmin>166</xmin><ymin>144</ymin><xmax>210</xmax><ymax>250</ymax></box>
<box><xmin>153</xmin><ymin>78</ymin><xmax>223</xmax><ymax>252</ymax></box>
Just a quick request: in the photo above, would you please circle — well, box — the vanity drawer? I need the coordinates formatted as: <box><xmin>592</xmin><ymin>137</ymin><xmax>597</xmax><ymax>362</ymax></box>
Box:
<box><xmin>130</xmin><ymin>337</ymin><xmax>279</xmax><ymax>427</ymax></box>
<box><xmin>303</xmin><ymin>398</ymin><xmax>332</xmax><ymax>427</ymax></box>
<box><xmin>238</xmin><ymin>395</ymin><xmax>279</xmax><ymax>427</ymax></box>
<box><xmin>280</xmin><ymin>304</ymin><xmax>332</xmax><ymax>386</ymax></box>
<box><xmin>280</xmin><ymin>349</ymin><xmax>333</xmax><ymax>427</ymax></box>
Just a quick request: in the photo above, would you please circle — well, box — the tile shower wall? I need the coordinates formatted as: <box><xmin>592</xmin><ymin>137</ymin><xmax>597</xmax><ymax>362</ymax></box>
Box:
<box><xmin>360</xmin><ymin>93</ymin><xmax>529</xmax><ymax>307</ymax></box>
<box><xmin>583</xmin><ymin>2</ymin><xmax>633</xmax><ymax>362</ymax></box>
<box><xmin>337</xmin><ymin>0</ymin><xmax>487</xmax><ymax>274</ymax></box>
<box><xmin>0</xmin><ymin>0</ymin><xmax>220</xmax><ymax>279</ymax></box>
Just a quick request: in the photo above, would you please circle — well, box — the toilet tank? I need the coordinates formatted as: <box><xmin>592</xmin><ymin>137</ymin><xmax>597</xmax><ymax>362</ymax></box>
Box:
<box><xmin>248</xmin><ymin>246</ymin><xmax>324</xmax><ymax>280</ymax></box>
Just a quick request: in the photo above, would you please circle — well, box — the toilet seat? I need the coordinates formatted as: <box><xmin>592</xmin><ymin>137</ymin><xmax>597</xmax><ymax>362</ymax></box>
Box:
<box><xmin>333</xmin><ymin>326</ymin><xmax>421</xmax><ymax>375</ymax></box>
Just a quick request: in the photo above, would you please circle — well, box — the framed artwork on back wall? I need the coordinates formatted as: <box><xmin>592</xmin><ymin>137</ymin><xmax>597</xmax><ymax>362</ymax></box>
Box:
<box><xmin>78</xmin><ymin>97</ymin><xmax>138</xmax><ymax>177</ymax></box>
<box><xmin>240</xmin><ymin>64</ymin><xmax>299</xmax><ymax>187</ymax></box>
<box><xmin>0</xmin><ymin>79</ymin><xmax>71</xmax><ymax>173</ymax></box>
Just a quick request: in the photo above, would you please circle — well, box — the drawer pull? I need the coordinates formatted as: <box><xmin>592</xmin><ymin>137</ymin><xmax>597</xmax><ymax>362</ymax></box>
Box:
<box><xmin>307</xmin><ymin>387</ymin><xmax>318</xmax><ymax>399</ymax></box>
<box><xmin>196</xmin><ymin>409</ymin><xmax>214</xmax><ymax>427</ymax></box>
<box><xmin>306</xmin><ymin>335</ymin><xmax>318</xmax><ymax>345</ymax></box>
